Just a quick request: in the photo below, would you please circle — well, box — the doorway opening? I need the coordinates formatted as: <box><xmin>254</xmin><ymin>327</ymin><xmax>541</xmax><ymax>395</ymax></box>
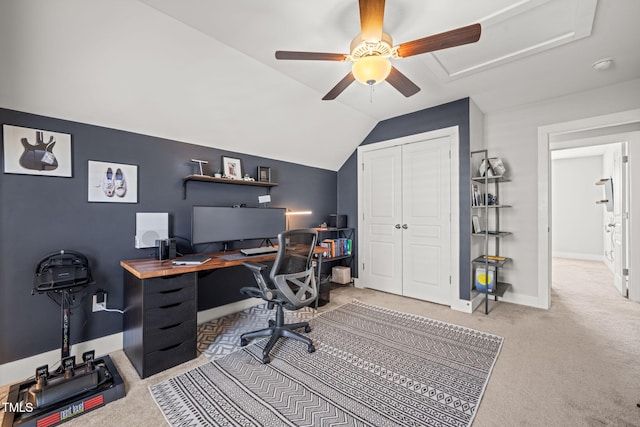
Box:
<box><xmin>551</xmin><ymin>142</ymin><xmax>627</xmax><ymax>301</ymax></box>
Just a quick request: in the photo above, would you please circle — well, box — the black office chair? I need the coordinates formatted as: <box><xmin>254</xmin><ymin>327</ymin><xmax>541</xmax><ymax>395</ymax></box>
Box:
<box><xmin>240</xmin><ymin>228</ymin><xmax>318</xmax><ymax>363</ymax></box>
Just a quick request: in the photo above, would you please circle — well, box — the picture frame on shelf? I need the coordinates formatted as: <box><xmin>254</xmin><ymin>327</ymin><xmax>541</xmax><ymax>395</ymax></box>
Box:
<box><xmin>257</xmin><ymin>166</ymin><xmax>271</xmax><ymax>182</ymax></box>
<box><xmin>222</xmin><ymin>156</ymin><xmax>242</xmax><ymax>179</ymax></box>
<box><xmin>3</xmin><ymin>124</ymin><xmax>73</xmax><ymax>177</ymax></box>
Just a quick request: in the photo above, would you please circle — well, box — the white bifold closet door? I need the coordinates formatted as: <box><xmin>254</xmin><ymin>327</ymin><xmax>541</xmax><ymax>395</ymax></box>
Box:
<box><xmin>362</xmin><ymin>136</ymin><xmax>451</xmax><ymax>305</ymax></box>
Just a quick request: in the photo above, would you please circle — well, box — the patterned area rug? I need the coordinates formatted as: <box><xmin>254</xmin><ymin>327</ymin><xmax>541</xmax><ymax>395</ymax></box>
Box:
<box><xmin>151</xmin><ymin>301</ymin><xmax>503</xmax><ymax>427</ymax></box>
<box><xmin>197</xmin><ymin>303</ymin><xmax>315</xmax><ymax>360</ymax></box>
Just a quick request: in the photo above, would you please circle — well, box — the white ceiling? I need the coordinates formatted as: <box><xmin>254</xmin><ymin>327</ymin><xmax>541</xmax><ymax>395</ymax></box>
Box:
<box><xmin>1</xmin><ymin>0</ymin><xmax>639</xmax><ymax>171</ymax></box>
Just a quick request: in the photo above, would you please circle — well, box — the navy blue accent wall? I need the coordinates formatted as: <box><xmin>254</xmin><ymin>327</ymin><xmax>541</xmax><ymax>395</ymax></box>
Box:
<box><xmin>337</xmin><ymin>98</ymin><xmax>472</xmax><ymax>300</ymax></box>
<box><xmin>0</xmin><ymin>108</ymin><xmax>336</xmax><ymax>364</ymax></box>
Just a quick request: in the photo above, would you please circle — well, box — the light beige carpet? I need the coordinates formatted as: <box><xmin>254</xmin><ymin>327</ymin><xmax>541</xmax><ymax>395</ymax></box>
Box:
<box><xmin>1</xmin><ymin>258</ymin><xmax>638</xmax><ymax>426</ymax></box>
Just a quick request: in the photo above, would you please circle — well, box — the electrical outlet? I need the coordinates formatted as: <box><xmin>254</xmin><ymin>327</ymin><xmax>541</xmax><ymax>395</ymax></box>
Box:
<box><xmin>92</xmin><ymin>293</ymin><xmax>107</xmax><ymax>312</ymax></box>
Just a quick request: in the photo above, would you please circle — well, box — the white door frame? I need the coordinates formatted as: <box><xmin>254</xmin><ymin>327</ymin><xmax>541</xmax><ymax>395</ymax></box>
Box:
<box><xmin>357</xmin><ymin>126</ymin><xmax>461</xmax><ymax>308</ymax></box>
<box><xmin>538</xmin><ymin>109</ymin><xmax>640</xmax><ymax>308</ymax></box>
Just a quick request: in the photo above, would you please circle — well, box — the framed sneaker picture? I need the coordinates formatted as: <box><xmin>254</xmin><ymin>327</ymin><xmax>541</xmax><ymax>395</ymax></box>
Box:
<box><xmin>88</xmin><ymin>160</ymin><xmax>138</xmax><ymax>203</ymax></box>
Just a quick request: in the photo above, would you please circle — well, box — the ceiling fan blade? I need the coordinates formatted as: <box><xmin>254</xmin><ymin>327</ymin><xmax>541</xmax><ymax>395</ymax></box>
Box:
<box><xmin>386</xmin><ymin>67</ymin><xmax>420</xmax><ymax>97</ymax></box>
<box><xmin>359</xmin><ymin>0</ymin><xmax>385</xmax><ymax>43</ymax></box>
<box><xmin>275</xmin><ymin>51</ymin><xmax>348</xmax><ymax>61</ymax></box>
<box><xmin>322</xmin><ymin>73</ymin><xmax>356</xmax><ymax>100</ymax></box>
<box><xmin>396</xmin><ymin>23</ymin><xmax>481</xmax><ymax>58</ymax></box>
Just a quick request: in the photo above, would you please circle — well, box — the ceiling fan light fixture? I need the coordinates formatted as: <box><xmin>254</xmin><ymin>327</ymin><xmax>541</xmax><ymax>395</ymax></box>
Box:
<box><xmin>352</xmin><ymin>55</ymin><xmax>392</xmax><ymax>86</ymax></box>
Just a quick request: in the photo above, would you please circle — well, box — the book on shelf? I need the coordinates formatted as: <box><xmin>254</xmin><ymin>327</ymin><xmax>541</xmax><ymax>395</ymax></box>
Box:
<box><xmin>472</xmin><ymin>215</ymin><xmax>481</xmax><ymax>233</ymax></box>
<box><xmin>475</xmin><ymin>267</ymin><xmax>495</xmax><ymax>293</ymax></box>
<box><xmin>471</xmin><ymin>184</ymin><xmax>481</xmax><ymax>206</ymax></box>
<box><xmin>479</xmin><ymin>255</ymin><xmax>506</xmax><ymax>262</ymax></box>
<box><xmin>320</xmin><ymin>238</ymin><xmax>352</xmax><ymax>258</ymax></box>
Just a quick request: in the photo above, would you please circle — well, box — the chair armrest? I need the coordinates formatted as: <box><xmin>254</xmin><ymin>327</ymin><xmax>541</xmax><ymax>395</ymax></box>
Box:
<box><xmin>242</xmin><ymin>261</ymin><xmax>275</xmax><ymax>301</ymax></box>
<box><xmin>240</xmin><ymin>286</ymin><xmax>265</xmax><ymax>299</ymax></box>
<box><xmin>243</xmin><ymin>261</ymin><xmax>268</xmax><ymax>272</ymax></box>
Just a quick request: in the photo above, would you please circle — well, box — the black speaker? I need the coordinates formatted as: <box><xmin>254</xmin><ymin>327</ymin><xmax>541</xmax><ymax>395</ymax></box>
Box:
<box><xmin>155</xmin><ymin>239</ymin><xmax>167</xmax><ymax>260</ymax></box>
<box><xmin>155</xmin><ymin>238</ymin><xmax>176</xmax><ymax>260</ymax></box>
<box><xmin>328</xmin><ymin>214</ymin><xmax>347</xmax><ymax>229</ymax></box>
<box><xmin>167</xmin><ymin>238</ymin><xmax>176</xmax><ymax>259</ymax></box>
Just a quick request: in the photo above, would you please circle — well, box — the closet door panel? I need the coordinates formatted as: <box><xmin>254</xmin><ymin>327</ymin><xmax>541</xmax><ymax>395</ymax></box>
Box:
<box><xmin>362</xmin><ymin>146</ymin><xmax>403</xmax><ymax>294</ymax></box>
<box><xmin>402</xmin><ymin>137</ymin><xmax>451</xmax><ymax>304</ymax></box>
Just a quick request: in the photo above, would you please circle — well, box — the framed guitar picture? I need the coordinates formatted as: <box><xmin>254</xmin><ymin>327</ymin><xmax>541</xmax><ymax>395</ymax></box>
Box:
<box><xmin>2</xmin><ymin>124</ymin><xmax>73</xmax><ymax>177</ymax></box>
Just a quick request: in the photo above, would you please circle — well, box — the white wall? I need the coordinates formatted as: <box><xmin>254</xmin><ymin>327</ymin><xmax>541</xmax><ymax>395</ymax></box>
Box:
<box><xmin>483</xmin><ymin>78</ymin><xmax>640</xmax><ymax>307</ymax></box>
<box><xmin>551</xmin><ymin>155</ymin><xmax>604</xmax><ymax>259</ymax></box>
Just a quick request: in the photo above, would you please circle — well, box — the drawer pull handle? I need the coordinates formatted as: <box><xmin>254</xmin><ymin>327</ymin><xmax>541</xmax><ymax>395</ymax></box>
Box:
<box><xmin>159</xmin><ymin>302</ymin><xmax>182</xmax><ymax>309</ymax></box>
<box><xmin>158</xmin><ymin>343</ymin><xmax>182</xmax><ymax>352</ymax></box>
<box><xmin>160</xmin><ymin>322</ymin><xmax>183</xmax><ymax>330</ymax></box>
<box><xmin>159</xmin><ymin>288</ymin><xmax>183</xmax><ymax>295</ymax></box>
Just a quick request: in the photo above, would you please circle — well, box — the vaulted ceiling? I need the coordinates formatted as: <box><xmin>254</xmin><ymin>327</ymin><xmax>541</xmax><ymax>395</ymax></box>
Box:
<box><xmin>1</xmin><ymin>0</ymin><xmax>639</xmax><ymax>171</ymax></box>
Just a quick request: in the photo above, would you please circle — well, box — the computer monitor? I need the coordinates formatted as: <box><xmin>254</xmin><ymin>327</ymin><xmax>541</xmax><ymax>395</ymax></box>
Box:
<box><xmin>191</xmin><ymin>206</ymin><xmax>286</xmax><ymax>245</ymax></box>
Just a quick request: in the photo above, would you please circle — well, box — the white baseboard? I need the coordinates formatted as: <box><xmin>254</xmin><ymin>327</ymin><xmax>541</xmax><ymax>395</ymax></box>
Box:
<box><xmin>0</xmin><ymin>333</ymin><xmax>123</xmax><ymax>387</ymax></box>
<box><xmin>451</xmin><ymin>298</ymin><xmax>474</xmax><ymax>313</ymax></box>
<box><xmin>500</xmin><ymin>292</ymin><xmax>549</xmax><ymax>310</ymax></box>
<box><xmin>471</xmin><ymin>293</ymin><xmax>486</xmax><ymax>312</ymax></box>
<box><xmin>470</xmin><ymin>289</ymin><xmax>549</xmax><ymax>312</ymax></box>
<box><xmin>196</xmin><ymin>298</ymin><xmax>263</xmax><ymax>325</ymax></box>
<box><xmin>552</xmin><ymin>252</ymin><xmax>603</xmax><ymax>262</ymax></box>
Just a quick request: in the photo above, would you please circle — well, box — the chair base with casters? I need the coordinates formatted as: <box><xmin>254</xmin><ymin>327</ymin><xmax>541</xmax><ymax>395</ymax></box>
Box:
<box><xmin>239</xmin><ymin>228</ymin><xmax>319</xmax><ymax>364</ymax></box>
<box><xmin>239</xmin><ymin>299</ymin><xmax>315</xmax><ymax>364</ymax></box>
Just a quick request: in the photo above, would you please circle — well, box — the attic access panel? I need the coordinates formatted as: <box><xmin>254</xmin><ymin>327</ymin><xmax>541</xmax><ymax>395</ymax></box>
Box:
<box><xmin>422</xmin><ymin>0</ymin><xmax>598</xmax><ymax>80</ymax></box>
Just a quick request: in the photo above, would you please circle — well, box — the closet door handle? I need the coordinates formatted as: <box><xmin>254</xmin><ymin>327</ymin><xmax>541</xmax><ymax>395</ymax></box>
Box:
<box><xmin>395</xmin><ymin>224</ymin><xmax>401</xmax><ymax>229</ymax></box>
<box><xmin>402</xmin><ymin>224</ymin><xmax>408</xmax><ymax>229</ymax></box>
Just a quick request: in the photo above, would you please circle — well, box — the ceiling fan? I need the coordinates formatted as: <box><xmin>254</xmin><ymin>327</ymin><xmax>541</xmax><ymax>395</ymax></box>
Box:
<box><xmin>275</xmin><ymin>0</ymin><xmax>481</xmax><ymax>100</ymax></box>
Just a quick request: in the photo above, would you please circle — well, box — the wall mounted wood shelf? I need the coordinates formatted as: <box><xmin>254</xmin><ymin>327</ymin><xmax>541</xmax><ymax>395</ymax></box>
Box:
<box><xmin>182</xmin><ymin>174</ymin><xmax>278</xmax><ymax>199</ymax></box>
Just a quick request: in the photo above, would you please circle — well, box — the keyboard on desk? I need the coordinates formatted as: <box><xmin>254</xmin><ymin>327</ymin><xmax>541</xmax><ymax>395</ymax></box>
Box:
<box><xmin>240</xmin><ymin>247</ymin><xmax>278</xmax><ymax>256</ymax></box>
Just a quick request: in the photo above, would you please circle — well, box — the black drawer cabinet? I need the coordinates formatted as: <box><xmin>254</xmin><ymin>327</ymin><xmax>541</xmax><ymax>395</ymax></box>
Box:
<box><xmin>123</xmin><ymin>271</ymin><xmax>197</xmax><ymax>378</ymax></box>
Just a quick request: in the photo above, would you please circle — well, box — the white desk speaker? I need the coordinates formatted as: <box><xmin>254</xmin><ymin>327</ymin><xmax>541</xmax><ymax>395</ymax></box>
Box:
<box><xmin>135</xmin><ymin>212</ymin><xmax>169</xmax><ymax>248</ymax></box>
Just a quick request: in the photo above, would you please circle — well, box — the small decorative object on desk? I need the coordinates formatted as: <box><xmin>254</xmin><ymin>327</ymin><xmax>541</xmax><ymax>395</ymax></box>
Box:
<box><xmin>257</xmin><ymin>166</ymin><xmax>271</xmax><ymax>182</ymax></box>
<box><xmin>222</xmin><ymin>156</ymin><xmax>242</xmax><ymax>179</ymax></box>
<box><xmin>243</xmin><ymin>174</ymin><xmax>254</xmax><ymax>181</ymax></box>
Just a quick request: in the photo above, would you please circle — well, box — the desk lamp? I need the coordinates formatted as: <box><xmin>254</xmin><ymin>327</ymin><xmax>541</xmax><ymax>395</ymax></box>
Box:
<box><xmin>190</xmin><ymin>159</ymin><xmax>208</xmax><ymax>175</ymax></box>
<box><xmin>286</xmin><ymin>210</ymin><xmax>312</xmax><ymax>230</ymax></box>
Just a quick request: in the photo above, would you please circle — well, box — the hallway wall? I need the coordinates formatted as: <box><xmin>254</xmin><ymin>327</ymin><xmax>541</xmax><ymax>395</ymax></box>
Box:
<box><xmin>551</xmin><ymin>155</ymin><xmax>604</xmax><ymax>259</ymax></box>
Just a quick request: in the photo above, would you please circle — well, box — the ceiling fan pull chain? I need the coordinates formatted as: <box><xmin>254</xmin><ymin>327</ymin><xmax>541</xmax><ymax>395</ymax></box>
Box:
<box><xmin>369</xmin><ymin>84</ymin><xmax>374</xmax><ymax>103</ymax></box>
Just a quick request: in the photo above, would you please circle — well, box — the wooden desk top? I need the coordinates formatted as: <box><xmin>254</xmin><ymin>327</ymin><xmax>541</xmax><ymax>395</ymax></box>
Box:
<box><xmin>121</xmin><ymin>247</ymin><xmax>326</xmax><ymax>279</ymax></box>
